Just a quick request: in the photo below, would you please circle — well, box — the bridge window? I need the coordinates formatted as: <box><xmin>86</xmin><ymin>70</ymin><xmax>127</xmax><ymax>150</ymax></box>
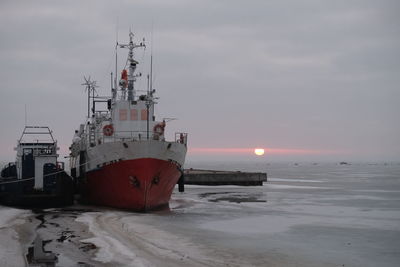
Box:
<box><xmin>119</xmin><ymin>109</ymin><xmax>127</xmax><ymax>121</ymax></box>
<box><xmin>141</xmin><ymin>109</ymin><xmax>148</xmax><ymax>120</ymax></box>
<box><xmin>130</xmin><ymin>109</ymin><xmax>138</xmax><ymax>120</ymax></box>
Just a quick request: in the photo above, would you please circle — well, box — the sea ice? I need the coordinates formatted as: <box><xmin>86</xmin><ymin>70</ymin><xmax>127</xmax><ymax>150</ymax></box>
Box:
<box><xmin>0</xmin><ymin>207</ymin><xmax>31</xmax><ymax>267</ymax></box>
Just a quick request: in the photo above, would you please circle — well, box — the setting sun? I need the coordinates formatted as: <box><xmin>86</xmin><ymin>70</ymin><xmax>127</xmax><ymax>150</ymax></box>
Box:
<box><xmin>254</xmin><ymin>148</ymin><xmax>265</xmax><ymax>156</ymax></box>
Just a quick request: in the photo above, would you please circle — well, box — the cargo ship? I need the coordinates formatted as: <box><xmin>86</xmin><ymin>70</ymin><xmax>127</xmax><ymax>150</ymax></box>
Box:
<box><xmin>69</xmin><ymin>32</ymin><xmax>187</xmax><ymax>211</ymax></box>
<box><xmin>0</xmin><ymin>126</ymin><xmax>74</xmax><ymax>207</ymax></box>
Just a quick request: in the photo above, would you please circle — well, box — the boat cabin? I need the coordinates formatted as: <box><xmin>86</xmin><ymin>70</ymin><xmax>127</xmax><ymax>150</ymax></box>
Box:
<box><xmin>14</xmin><ymin>126</ymin><xmax>60</xmax><ymax>190</ymax></box>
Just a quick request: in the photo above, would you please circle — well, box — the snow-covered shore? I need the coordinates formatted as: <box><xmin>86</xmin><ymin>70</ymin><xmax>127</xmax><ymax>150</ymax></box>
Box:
<box><xmin>0</xmin><ymin>207</ymin><xmax>31</xmax><ymax>267</ymax></box>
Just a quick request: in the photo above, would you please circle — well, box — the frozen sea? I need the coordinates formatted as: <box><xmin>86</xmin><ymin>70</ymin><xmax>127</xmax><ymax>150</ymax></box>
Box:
<box><xmin>1</xmin><ymin>162</ymin><xmax>400</xmax><ymax>266</ymax></box>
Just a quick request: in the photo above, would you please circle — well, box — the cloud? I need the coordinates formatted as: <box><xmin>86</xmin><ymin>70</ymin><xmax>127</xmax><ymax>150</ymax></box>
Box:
<box><xmin>0</xmin><ymin>0</ymin><xmax>399</xmax><ymax>162</ymax></box>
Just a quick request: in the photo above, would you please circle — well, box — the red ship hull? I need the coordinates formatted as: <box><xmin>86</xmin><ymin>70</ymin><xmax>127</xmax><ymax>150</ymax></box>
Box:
<box><xmin>83</xmin><ymin>158</ymin><xmax>182</xmax><ymax>211</ymax></box>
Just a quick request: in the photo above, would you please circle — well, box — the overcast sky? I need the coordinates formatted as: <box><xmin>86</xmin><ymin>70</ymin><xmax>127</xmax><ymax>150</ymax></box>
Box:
<box><xmin>0</xmin><ymin>0</ymin><xmax>399</xmax><ymax>162</ymax></box>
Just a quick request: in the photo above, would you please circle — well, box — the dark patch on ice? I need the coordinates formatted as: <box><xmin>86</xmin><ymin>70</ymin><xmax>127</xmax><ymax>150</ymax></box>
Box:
<box><xmin>78</xmin><ymin>261</ymin><xmax>94</xmax><ymax>267</ymax></box>
<box><xmin>57</xmin><ymin>230</ymin><xmax>76</xmax><ymax>243</ymax></box>
<box><xmin>59</xmin><ymin>207</ymin><xmax>94</xmax><ymax>213</ymax></box>
<box><xmin>199</xmin><ymin>192</ymin><xmax>240</xmax><ymax>198</ymax></box>
<box><xmin>43</xmin><ymin>239</ymin><xmax>53</xmax><ymax>246</ymax></box>
<box><xmin>54</xmin><ymin>208</ymin><xmax>94</xmax><ymax>219</ymax></box>
<box><xmin>26</xmin><ymin>246</ymin><xmax>34</xmax><ymax>264</ymax></box>
<box><xmin>80</xmin><ymin>242</ymin><xmax>97</xmax><ymax>252</ymax></box>
<box><xmin>23</xmin><ymin>207</ymin><xmax>100</xmax><ymax>266</ymax></box>
<box><xmin>33</xmin><ymin>208</ymin><xmax>95</xmax><ymax>225</ymax></box>
<box><xmin>35</xmin><ymin>214</ymin><xmax>46</xmax><ymax>229</ymax></box>
<box><xmin>199</xmin><ymin>191</ymin><xmax>266</xmax><ymax>203</ymax></box>
<box><xmin>210</xmin><ymin>196</ymin><xmax>266</xmax><ymax>203</ymax></box>
<box><xmin>26</xmin><ymin>236</ymin><xmax>58</xmax><ymax>266</ymax></box>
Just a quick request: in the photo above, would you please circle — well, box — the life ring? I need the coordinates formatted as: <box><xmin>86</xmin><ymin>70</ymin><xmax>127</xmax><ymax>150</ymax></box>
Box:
<box><xmin>103</xmin><ymin>125</ymin><xmax>114</xmax><ymax>136</ymax></box>
<box><xmin>153</xmin><ymin>122</ymin><xmax>165</xmax><ymax>135</ymax></box>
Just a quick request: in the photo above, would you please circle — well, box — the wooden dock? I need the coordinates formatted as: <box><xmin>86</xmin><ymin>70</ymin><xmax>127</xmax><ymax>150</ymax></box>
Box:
<box><xmin>183</xmin><ymin>169</ymin><xmax>267</xmax><ymax>186</ymax></box>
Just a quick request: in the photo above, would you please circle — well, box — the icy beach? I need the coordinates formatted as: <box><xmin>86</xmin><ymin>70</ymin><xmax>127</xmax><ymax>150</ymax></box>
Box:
<box><xmin>1</xmin><ymin>162</ymin><xmax>399</xmax><ymax>266</ymax></box>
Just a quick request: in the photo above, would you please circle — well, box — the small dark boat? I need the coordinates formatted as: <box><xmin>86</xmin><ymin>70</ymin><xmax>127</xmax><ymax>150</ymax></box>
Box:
<box><xmin>0</xmin><ymin>126</ymin><xmax>74</xmax><ymax>208</ymax></box>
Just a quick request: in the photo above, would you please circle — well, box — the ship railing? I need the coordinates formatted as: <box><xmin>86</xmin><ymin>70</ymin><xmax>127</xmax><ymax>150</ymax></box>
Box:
<box><xmin>98</xmin><ymin>130</ymin><xmax>164</xmax><ymax>143</ymax></box>
<box><xmin>89</xmin><ymin>130</ymin><xmax>187</xmax><ymax>146</ymax></box>
<box><xmin>175</xmin><ymin>132</ymin><xmax>188</xmax><ymax>146</ymax></box>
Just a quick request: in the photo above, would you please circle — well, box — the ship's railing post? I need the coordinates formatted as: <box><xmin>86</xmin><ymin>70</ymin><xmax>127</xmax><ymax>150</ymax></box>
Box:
<box><xmin>175</xmin><ymin>132</ymin><xmax>188</xmax><ymax>145</ymax></box>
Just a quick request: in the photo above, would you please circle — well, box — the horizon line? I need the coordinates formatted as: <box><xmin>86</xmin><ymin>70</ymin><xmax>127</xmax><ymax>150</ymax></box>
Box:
<box><xmin>189</xmin><ymin>147</ymin><xmax>350</xmax><ymax>155</ymax></box>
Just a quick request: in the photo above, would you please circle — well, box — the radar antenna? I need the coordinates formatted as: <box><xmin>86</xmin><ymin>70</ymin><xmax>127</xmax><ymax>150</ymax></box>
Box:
<box><xmin>82</xmin><ymin>76</ymin><xmax>99</xmax><ymax>118</ymax></box>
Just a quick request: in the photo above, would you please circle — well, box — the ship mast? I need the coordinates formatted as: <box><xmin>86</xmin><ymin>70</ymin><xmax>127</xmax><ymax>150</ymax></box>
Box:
<box><xmin>118</xmin><ymin>31</ymin><xmax>145</xmax><ymax>101</ymax></box>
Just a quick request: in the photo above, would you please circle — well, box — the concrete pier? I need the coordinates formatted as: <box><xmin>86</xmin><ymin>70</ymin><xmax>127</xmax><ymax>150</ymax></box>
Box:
<box><xmin>184</xmin><ymin>169</ymin><xmax>267</xmax><ymax>186</ymax></box>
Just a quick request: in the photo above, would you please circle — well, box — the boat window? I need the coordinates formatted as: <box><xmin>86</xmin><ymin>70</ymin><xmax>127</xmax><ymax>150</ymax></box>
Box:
<box><xmin>141</xmin><ymin>109</ymin><xmax>148</xmax><ymax>120</ymax></box>
<box><xmin>23</xmin><ymin>148</ymin><xmax>33</xmax><ymax>155</ymax></box>
<box><xmin>130</xmin><ymin>109</ymin><xmax>138</xmax><ymax>120</ymax></box>
<box><xmin>119</xmin><ymin>109</ymin><xmax>127</xmax><ymax>121</ymax></box>
<box><xmin>39</xmin><ymin>147</ymin><xmax>53</xmax><ymax>155</ymax></box>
